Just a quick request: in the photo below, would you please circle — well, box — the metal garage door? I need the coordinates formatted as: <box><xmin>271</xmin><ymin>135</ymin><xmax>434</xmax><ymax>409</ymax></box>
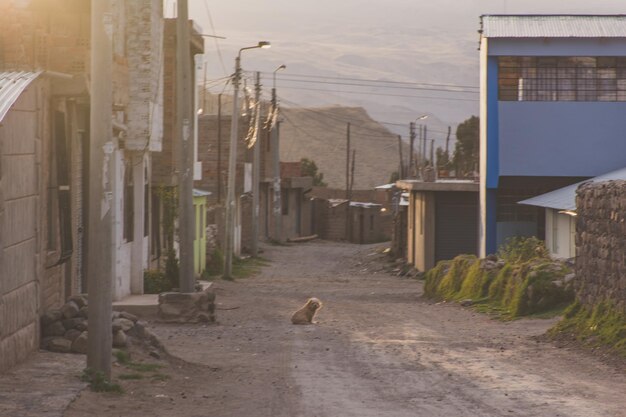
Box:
<box><xmin>435</xmin><ymin>192</ymin><xmax>478</xmax><ymax>263</ymax></box>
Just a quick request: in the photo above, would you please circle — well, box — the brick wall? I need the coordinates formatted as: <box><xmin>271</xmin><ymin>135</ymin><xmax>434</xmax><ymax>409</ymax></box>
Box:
<box><xmin>280</xmin><ymin>162</ymin><xmax>302</xmax><ymax>179</ymax></box>
<box><xmin>0</xmin><ymin>1</ymin><xmax>89</xmax><ymax>73</ymax></box>
<box><xmin>195</xmin><ymin>114</ymin><xmax>252</xmax><ymax>204</ymax></box>
<box><xmin>125</xmin><ymin>0</ymin><xmax>163</xmax><ymax>151</ymax></box>
<box><xmin>576</xmin><ymin>180</ymin><xmax>626</xmax><ymax>314</ymax></box>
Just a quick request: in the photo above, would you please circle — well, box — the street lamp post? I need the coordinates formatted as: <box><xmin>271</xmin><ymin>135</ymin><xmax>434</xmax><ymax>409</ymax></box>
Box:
<box><xmin>271</xmin><ymin>64</ymin><xmax>286</xmax><ymax>242</ymax></box>
<box><xmin>223</xmin><ymin>41</ymin><xmax>270</xmax><ymax>279</ymax></box>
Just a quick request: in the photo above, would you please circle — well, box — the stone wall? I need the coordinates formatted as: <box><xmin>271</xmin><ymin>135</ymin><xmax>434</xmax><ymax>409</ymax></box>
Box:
<box><xmin>575</xmin><ymin>180</ymin><xmax>626</xmax><ymax>314</ymax></box>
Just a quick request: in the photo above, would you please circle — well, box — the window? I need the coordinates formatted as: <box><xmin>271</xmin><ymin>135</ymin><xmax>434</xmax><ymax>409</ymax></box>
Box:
<box><xmin>498</xmin><ymin>56</ymin><xmax>626</xmax><ymax>101</ymax></box>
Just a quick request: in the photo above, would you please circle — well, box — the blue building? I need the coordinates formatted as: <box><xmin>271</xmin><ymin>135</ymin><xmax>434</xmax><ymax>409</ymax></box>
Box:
<box><xmin>479</xmin><ymin>15</ymin><xmax>626</xmax><ymax>256</ymax></box>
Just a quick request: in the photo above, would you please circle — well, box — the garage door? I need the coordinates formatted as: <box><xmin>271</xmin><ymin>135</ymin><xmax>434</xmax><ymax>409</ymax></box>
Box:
<box><xmin>435</xmin><ymin>192</ymin><xmax>478</xmax><ymax>262</ymax></box>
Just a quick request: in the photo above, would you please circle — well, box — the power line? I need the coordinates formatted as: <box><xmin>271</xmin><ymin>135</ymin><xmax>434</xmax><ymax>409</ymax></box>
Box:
<box><xmin>256</xmin><ymin>71</ymin><xmax>480</xmax><ymax>91</ymax></box>
<box><xmin>256</xmin><ymin>75</ymin><xmax>478</xmax><ymax>94</ymax></box>
<box><xmin>276</xmin><ymin>85</ymin><xmax>479</xmax><ymax>102</ymax></box>
<box><xmin>201</xmin><ymin>0</ymin><xmax>227</xmax><ymax>76</ymax></box>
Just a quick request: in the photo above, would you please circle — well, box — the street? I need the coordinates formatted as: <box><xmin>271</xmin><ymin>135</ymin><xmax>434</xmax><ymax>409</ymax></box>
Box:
<box><xmin>66</xmin><ymin>240</ymin><xmax>626</xmax><ymax>417</ymax></box>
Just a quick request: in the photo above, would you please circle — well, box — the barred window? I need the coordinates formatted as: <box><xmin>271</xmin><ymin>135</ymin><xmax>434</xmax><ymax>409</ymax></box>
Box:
<box><xmin>498</xmin><ymin>56</ymin><xmax>626</xmax><ymax>101</ymax></box>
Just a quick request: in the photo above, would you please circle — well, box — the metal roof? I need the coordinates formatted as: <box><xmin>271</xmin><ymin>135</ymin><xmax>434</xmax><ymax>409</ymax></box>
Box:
<box><xmin>518</xmin><ymin>167</ymin><xmax>626</xmax><ymax>211</ymax></box>
<box><xmin>481</xmin><ymin>15</ymin><xmax>626</xmax><ymax>38</ymax></box>
<box><xmin>0</xmin><ymin>71</ymin><xmax>43</xmax><ymax>123</ymax></box>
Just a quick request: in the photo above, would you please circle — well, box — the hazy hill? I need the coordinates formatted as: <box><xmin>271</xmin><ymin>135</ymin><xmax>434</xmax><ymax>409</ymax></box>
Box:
<box><xmin>279</xmin><ymin>106</ymin><xmax>406</xmax><ymax>190</ymax></box>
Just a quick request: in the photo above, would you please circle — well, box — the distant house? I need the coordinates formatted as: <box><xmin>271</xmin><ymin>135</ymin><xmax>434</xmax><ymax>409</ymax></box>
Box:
<box><xmin>479</xmin><ymin>15</ymin><xmax>626</xmax><ymax>256</ymax></box>
<box><xmin>398</xmin><ymin>179</ymin><xmax>478</xmax><ymax>272</ymax></box>
<box><xmin>519</xmin><ymin>167</ymin><xmax>626</xmax><ymax>259</ymax></box>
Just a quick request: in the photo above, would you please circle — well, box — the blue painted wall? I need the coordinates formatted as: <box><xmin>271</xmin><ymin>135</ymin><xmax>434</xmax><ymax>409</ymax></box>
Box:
<box><xmin>499</xmin><ymin>102</ymin><xmax>626</xmax><ymax>177</ymax></box>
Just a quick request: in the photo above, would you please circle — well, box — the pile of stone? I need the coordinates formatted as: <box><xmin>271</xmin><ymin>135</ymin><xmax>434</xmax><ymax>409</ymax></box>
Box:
<box><xmin>40</xmin><ymin>295</ymin><xmax>160</xmax><ymax>354</ymax></box>
<box><xmin>157</xmin><ymin>285</ymin><xmax>216</xmax><ymax>323</ymax></box>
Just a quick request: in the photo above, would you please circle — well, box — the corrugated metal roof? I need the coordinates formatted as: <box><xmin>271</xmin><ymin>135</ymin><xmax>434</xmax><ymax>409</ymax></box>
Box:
<box><xmin>518</xmin><ymin>167</ymin><xmax>626</xmax><ymax>211</ymax></box>
<box><xmin>0</xmin><ymin>71</ymin><xmax>42</xmax><ymax>123</ymax></box>
<box><xmin>481</xmin><ymin>15</ymin><xmax>626</xmax><ymax>38</ymax></box>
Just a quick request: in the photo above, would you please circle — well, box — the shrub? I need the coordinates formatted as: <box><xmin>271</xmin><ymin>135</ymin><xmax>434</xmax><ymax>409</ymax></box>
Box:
<box><xmin>144</xmin><ymin>270</ymin><xmax>171</xmax><ymax>294</ymax></box>
<box><xmin>423</xmin><ymin>239</ymin><xmax>574</xmax><ymax>319</ymax></box>
<box><xmin>497</xmin><ymin>236</ymin><xmax>549</xmax><ymax>264</ymax></box>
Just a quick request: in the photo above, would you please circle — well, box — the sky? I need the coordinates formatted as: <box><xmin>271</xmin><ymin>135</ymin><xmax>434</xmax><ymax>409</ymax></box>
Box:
<box><xmin>171</xmin><ymin>0</ymin><xmax>626</xmax><ymax>144</ymax></box>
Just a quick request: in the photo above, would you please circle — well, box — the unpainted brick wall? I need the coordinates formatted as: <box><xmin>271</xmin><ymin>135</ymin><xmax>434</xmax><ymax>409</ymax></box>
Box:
<box><xmin>575</xmin><ymin>180</ymin><xmax>626</xmax><ymax>314</ymax></box>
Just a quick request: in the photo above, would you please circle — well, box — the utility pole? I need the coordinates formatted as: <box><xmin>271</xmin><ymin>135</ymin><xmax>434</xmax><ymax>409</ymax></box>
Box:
<box><xmin>224</xmin><ymin>42</ymin><xmax>270</xmax><ymax>278</ymax></box>
<box><xmin>422</xmin><ymin>125</ymin><xmax>428</xmax><ymax>168</ymax></box>
<box><xmin>223</xmin><ymin>57</ymin><xmax>241</xmax><ymax>280</ymax></box>
<box><xmin>271</xmin><ymin>66</ymin><xmax>285</xmax><ymax>243</ymax></box>
<box><xmin>176</xmin><ymin>0</ymin><xmax>195</xmax><ymax>292</ymax></box>
<box><xmin>345</xmin><ymin>123</ymin><xmax>351</xmax><ymax>200</ymax></box>
<box><xmin>430</xmin><ymin>139</ymin><xmax>435</xmax><ymax>167</ymax></box>
<box><xmin>251</xmin><ymin>72</ymin><xmax>261</xmax><ymax>257</ymax></box>
<box><xmin>397</xmin><ymin>135</ymin><xmax>404</xmax><ymax>179</ymax></box>
<box><xmin>409</xmin><ymin>122</ymin><xmax>415</xmax><ymax>177</ymax></box>
<box><xmin>87</xmin><ymin>0</ymin><xmax>113</xmax><ymax>379</ymax></box>
<box><xmin>217</xmin><ymin>94</ymin><xmax>222</xmax><ymax>203</ymax></box>
<box><xmin>345</xmin><ymin>123</ymin><xmax>351</xmax><ymax>240</ymax></box>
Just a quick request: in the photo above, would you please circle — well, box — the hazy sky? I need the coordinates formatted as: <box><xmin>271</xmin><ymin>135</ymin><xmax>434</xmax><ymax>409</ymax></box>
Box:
<box><xmin>173</xmin><ymin>0</ymin><xmax>626</xmax><ymax>140</ymax></box>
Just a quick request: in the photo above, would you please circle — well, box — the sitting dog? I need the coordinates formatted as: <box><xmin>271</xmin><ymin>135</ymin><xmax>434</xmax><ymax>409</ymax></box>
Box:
<box><xmin>291</xmin><ymin>297</ymin><xmax>322</xmax><ymax>325</ymax></box>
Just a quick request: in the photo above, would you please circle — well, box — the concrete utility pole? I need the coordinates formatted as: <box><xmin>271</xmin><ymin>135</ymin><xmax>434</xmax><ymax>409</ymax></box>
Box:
<box><xmin>271</xmin><ymin>64</ymin><xmax>285</xmax><ymax>242</ymax></box>
<box><xmin>224</xmin><ymin>42</ymin><xmax>270</xmax><ymax>279</ymax></box>
<box><xmin>87</xmin><ymin>0</ymin><xmax>113</xmax><ymax>379</ymax></box>
<box><xmin>251</xmin><ymin>72</ymin><xmax>261</xmax><ymax>257</ymax></box>
<box><xmin>422</xmin><ymin>125</ymin><xmax>428</xmax><ymax>168</ymax></box>
<box><xmin>176</xmin><ymin>0</ymin><xmax>195</xmax><ymax>292</ymax></box>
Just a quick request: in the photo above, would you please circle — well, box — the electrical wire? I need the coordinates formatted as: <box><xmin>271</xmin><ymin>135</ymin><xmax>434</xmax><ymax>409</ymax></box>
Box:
<box><xmin>257</xmin><ymin>76</ymin><xmax>478</xmax><ymax>94</ymax></box>
<box><xmin>274</xmin><ymin>85</ymin><xmax>479</xmax><ymax>102</ymax></box>
<box><xmin>255</xmin><ymin>71</ymin><xmax>480</xmax><ymax>91</ymax></box>
<box><xmin>201</xmin><ymin>0</ymin><xmax>227</xmax><ymax>76</ymax></box>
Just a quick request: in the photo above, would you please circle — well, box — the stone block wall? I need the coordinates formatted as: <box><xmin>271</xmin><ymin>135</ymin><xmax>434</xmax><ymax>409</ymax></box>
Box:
<box><xmin>575</xmin><ymin>180</ymin><xmax>626</xmax><ymax>314</ymax></box>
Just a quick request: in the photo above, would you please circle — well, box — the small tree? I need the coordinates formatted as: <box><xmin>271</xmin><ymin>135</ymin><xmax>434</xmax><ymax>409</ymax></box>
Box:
<box><xmin>301</xmin><ymin>158</ymin><xmax>327</xmax><ymax>187</ymax></box>
<box><xmin>452</xmin><ymin>115</ymin><xmax>479</xmax><ymax>177</ymax></box>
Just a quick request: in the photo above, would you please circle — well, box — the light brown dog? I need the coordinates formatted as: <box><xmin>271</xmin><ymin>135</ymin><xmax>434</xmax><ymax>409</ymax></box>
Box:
<box><xmin>291</xmin><ymin>297</ymin><xmax>322</xmax><ymax>325</ymax></box>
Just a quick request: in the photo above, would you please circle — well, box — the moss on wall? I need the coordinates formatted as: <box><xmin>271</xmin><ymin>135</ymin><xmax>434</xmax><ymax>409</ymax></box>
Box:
<box><xmin>550</xmin><ymin>302</ymin><xmax>626</xmax><ymax>357</ymax></box>
<box><xmin>423</xmin><ymin>242</ymin><xmax>573</xmax><ymax>319</ymax></box>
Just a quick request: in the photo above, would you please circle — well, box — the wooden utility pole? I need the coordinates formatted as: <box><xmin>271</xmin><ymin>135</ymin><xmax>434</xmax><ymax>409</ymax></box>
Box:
<box><xmin>345</xmin><ymin>123</ymin><xmax>351</xmax><ymax>241</ymax></box>
<box><xmin>345</xmin><ymin>123</ymin><xmax>351</xmax><ymax>200</ymax></box>
<box><xmin>217</xmin><ymin>94</ymin><xmax>222</xmax><ymax>203</ymax></box>
<box><xmin>176</xmin><ymin>0</ymin><xmax>195</xmax><ymax>292</ymax></box>
<box><xmin>350</xmin><ymin>149</ymin><xmax>356</xmax><ymax>198</ymax></box>
<box><xmin>397</xmin><ymin>135</ymin><xmax>404</xmax><ymax>179</ymax></box>
<box><xmin>251</xmin><ymin>72</ymin><xmax>261</xmax><ymax>257</ymax></box>
<box><xmin>409</xmin><ymin>122</ymin><xmax>415</xmax><ymax>177</ymax></box>
<box><xmin>87</xmin><ymin>0</ymin><xmax>113</xmax><ymax>379</ymax></box>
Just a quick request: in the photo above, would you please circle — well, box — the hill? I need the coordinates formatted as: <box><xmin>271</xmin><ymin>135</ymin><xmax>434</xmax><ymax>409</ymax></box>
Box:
<box><xmin>279</xmin><ymin>106</ymin><xmax>405</xmax><ymax>190</ymax></box>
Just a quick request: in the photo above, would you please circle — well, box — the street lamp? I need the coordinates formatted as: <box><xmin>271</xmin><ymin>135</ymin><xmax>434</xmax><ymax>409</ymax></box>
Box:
<box><xmin>409</xmin><ymin>115</ymin><xmax>428</xmax><ymax>178</ymax></box>
<box><xmin>271</xmin><ymin>64</ymin><xmax>286</xmax><ymax>242</ymax></box>
<box><xmin>224</xmin><ymin>41</ymin><xmax>271</xmax><ymax>279</ymax></box>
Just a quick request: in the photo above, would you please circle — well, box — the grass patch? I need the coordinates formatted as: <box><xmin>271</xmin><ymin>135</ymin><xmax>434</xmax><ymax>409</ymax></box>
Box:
<box><xmin>125</xmin><ymin>362</ymin><xmax>163</xmax><ymax>373</ymax></box>
<box><xmin>549</xmin><ymin>302</ymin><xmax>626</xmax><ymax>357</ymax></box>
<box><xmin>423</xmin><ymin>237</ymin><xmax>574</xmax><ymax>319</ymax></box>
<box><xmin>80</xmin><ymin>368</ymin><xmax>123</xmax><ymax>394</ymax></box>
<box><xmin>118</xmin><ymin>373</ymin><xmax>144</xmax><ymax>380</ymax></box>
<box><xmin>150</xmin><ymin>373</ymin><xmax>170</xmax><ymax>381</ymax></box>
<box><xmin>230</xmin><ymin>256</ymin><xmax>270</xmax><ymax>279</ymax></box>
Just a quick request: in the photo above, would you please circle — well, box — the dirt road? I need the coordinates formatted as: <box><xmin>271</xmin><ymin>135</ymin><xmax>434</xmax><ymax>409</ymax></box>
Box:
<box><xmin>66</xmin><ymin>241</ymin><xmax>626</xmax><ymax>417</ymax></box>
